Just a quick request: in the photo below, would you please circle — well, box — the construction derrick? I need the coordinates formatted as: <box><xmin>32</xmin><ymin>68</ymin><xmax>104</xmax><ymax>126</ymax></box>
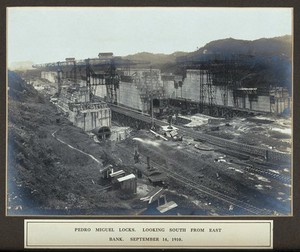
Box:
<box><xmin>199</xmin><ymin>69</ymin><xmax>205</xmax><ymax>113</ymax></box>
<box><xmin>57</xmin><ymin>62</ymin><xmax>62</xmax><ymax>95</ymax></box>
<box><xmin>205</xmin><ymin>67</ymin><xmax>216</xmax><ymax>115</ymax></box>
<box><xmin>105</xmin><ymin>61</ymin><xmax>119</xmax><ymax>104</ymax></box>
<box><xmin>184</xmin><ymin>56</ymin><xmax>241</xmax><ymax>117</ymax></box>
<box><xmin>85</xmin><ymin>58</ymin><xmax>119</xmax><ymax>103</ymax></box>
<box><xmin>32</xmin><ymin>55</ymin><xmax>149</xmax><ymax>104</ymax></box>
<box><xmin>63</xmin><ymin>59</ymin><xmax>77</xmax><ymax>84</ymax></box>
<box><xmin>193</xmin><ymin>62</ymin><xmax>216</xmax><ymax>115</ymax></box>
<box><xmin>209</xmin><ymin>58</ymin><xmax>241</xmax><ymax>116</ymax></box>
<box><xmin>215</xmin><ymin>60</ymin><xmax>229</xmax><ymax>107</ymax></box>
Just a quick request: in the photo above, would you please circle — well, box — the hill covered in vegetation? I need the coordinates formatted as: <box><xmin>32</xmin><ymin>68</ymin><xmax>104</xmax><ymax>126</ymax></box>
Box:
<box><xmin>124</xmin><ymin>35</ymin><xmax>292</xmax><ymax>92</ymax></box>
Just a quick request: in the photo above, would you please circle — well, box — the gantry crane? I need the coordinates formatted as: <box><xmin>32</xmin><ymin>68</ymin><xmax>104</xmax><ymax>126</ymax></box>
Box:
<box><xmin>182</xmin><ymin>56</ymin><xmax>241</xmax><ymax>116</ymax></box>
<box><xmin>32</xmin><ymin>55</ymin><xmax>149</xmax><ymax>104</ymax></box>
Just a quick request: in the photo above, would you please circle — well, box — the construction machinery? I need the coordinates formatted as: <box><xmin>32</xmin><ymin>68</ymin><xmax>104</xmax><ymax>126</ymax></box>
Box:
<box><xmin>32</xmin><ymin>54</ymin><xmax>149</xmax><ymax>104</ymax></box>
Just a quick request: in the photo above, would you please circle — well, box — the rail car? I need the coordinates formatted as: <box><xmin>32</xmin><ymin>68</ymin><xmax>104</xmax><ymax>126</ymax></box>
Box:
<box><xmin>133</xmin><ymin>159</ymin><xmax>168</xmax><ymax>188</ymax></box>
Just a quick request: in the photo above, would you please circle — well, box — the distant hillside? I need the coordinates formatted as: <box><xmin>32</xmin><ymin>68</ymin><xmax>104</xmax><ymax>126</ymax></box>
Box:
<box><xmin>123</xmin><ymin>35</ymin><xmax>291</xmax><ymax>65</ymax></box>
<box><xmin>123</xmin><ymin>51</ymin><xmax>188</xmax><ymax>66</ymax></box>
<box><xmin>173</xmin><ymin>35</ymin><xmax>292</xmax><ymax>92</ymax></box>
<box><xmin>8</xmin><ymin>70</ymin><xmax>38</xmax><ymax>101</ymax></box>
<box><xmin>121</xmin><ymin>36</ymin><xmax>292</xmax><ymax>92</ymax></box>
<box><xmin>9</xmin><ymin>61</ymin><xmax>35</xmax><ymax>71</ymax></box>
<box><xmin>177</xmin><ymin>35</ymin><xmax>292</xmax><ymax>62</ymax></box>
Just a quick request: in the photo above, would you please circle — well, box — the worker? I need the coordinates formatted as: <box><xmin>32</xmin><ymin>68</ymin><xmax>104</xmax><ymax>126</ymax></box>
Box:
<box><xmin>134</xmin><ymin>150</ymin><xmax>140</xmax><ymax>163</ymax></box>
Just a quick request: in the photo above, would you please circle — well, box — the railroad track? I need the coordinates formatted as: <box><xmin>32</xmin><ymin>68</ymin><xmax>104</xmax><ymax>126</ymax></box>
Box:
<box><xmin>185</xmin><ymin>146</ymin><xmax>291</xmax><ymax>184</ymax></box>
<box><xmin>110</xmin><ymin>104</ymin><xmax>291</xmax><ymax>163</ymax></box>
<box><xmin>243</xmin><ymin>165</ymin><xmax>291</xmax><ymax>184</ymax></box>
<box><xmin>117</xmin><ymin>144</ymin><xmax>274</xmax><ymax>216</ymax></box>
<box><xmin>175</xmin><ymin>124</ymin><xmax>265</xmax><ymax>156</ymax></box>
<box><xmin>158</xmin><ymin>163</ymin><xmax>274</xmax><ymax>215</ymax></box>
<box><xmin>110</xmin><ymin>105</ymin><xmax>289</xmax><ymax>214</ymax></box>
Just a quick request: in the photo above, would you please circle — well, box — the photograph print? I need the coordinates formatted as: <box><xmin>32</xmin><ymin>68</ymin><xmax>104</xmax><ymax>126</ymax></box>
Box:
<box><xmin>7</xmin><ymin>7</ymin><xmax>293</xmax><ymax>216</ymax></box>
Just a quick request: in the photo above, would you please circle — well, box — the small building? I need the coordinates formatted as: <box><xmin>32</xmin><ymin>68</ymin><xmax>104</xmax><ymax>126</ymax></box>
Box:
<box><xmin>134</xmin><ymin>157</ymin><xmax>167</xmax><ymax>186</ymax></box>
<box><xmin>98</xmin><ymin>52</ymin><xmax>114</xmax><ymax>58</ymax></box>
<box><xmin>65</xmin><ymin>57</ymin><xmax>75</xmax><ymax>62</ymax></box>
<box><xmin>110</xmin><ymin>169</ymin><xmax>125</xmax><ymax>183</ymax></box>
<box><xmin>140</xmin><ymin>187</ymin><xmax>165</xmax><ymax>204</ymax></box>
<box><xmin>148</xmin><ymin>171</ymin><xmax>167</xmax><ymax>187</ymax></box>
<box><xmin>117</xmin><ymin>173</ymin><xmax>137</xmax><ymax>194</ymax></box>
<box><xmin>100</xmin><ymin>164</ymin><xmax>113</xmax><ymax>179</ymax></box>
<box><xmin>140</xmin><ymin>187</ymin><xmax>177</xmax><ymax>213</ymax></box>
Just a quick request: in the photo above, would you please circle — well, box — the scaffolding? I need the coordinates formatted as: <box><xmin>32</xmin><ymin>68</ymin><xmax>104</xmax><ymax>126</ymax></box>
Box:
<box><xmin>193</xmin><ymin>61</ymin><xmax>217</xmax><ymax>115</ymax></box>
<box><xmin>32</xmin><ymin>55</ymin><xmax>150</xmax><ymax>105</ymax></box>
<box><xmin>186</xmin><ymin>56</ymin><xmax>242</xmax><ymax>117</ymax></box>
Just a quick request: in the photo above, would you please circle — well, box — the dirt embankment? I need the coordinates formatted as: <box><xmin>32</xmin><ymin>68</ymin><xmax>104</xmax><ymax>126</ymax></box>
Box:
<box><xmin>7</xmin><ymin>71</ymin><xmax>136</xmax><ymax>215</ymax></box>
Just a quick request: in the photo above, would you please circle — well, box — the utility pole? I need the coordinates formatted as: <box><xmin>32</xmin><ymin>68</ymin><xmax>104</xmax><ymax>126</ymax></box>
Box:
<box><xmin>73</xmin><ymin>60</ymin><xmax>77</xmax><ymax>86</ymax></box>
<box><xmin>149</xmin><ymin>66</ymin><xmax>154</xmax><ymax>128</ymax></box>
<box><xmin>151</xmin><ymin>92</ymin><xmax>154</xmax><ymax>128</ymax></box>
<box><xmin>57</xmin><ymin>62</ymin><xmax>62</xmax><ymax>96</ymax></box>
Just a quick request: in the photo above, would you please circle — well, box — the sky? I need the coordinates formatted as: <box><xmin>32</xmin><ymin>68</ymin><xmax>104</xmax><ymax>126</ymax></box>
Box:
<box><xmin>7</xmin><ymin>7</ymin><xmax>292</xmax><ymax>66</ymax></box>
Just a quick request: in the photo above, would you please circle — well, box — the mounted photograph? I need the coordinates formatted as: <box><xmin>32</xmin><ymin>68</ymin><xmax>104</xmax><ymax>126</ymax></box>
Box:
<box><xmin>6</xmin><ymin>7</ymin><xmax>293</xmax><ymax>216</ymax></box>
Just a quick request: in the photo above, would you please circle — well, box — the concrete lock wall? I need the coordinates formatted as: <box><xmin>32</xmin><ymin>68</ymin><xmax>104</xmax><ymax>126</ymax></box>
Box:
<box><xmin>117</xmin><ymin>82</ymin><xmax>144</xmax><ymax>111</ymax></box>
<box><xmin>163</xmin><ymin>80</ymin><xmax>177</xmax><ymax>99</ymax></box>
<box><xmin>181</xmin><ymin>70</ymin><xmax>237</xmax><ymax>106</ymax></box>
<box><xmin>180</xmin><ymin>70</ymin><xmax>288</xmax><ymax>113</ymax></box>
<box><xmin>215</xmin><ymin>87</ymin><xmax>234</xmax><ymax>107</ymax></box>
<box><xmin>272</xmin><ymin>98</ymin><xmax>289</xmax><ymax>114</ymax></box>
<box><xmin>94</xmin><ymin>80</ymin><xmax>145</xmax><ymax>111</ymax></box>
<box><xmin>70</xmin><ymin>108</ymin><xmax>111</xmax><ymax>132</ymax></box>
<box><xmin>95</xmin><ymin>85</ymin><xmax>107</xmax><ymax>99</ymax></box>
<box><xmin>93</xmin><ymin>70</ymin><xmax>289</xmax><ymax>115</ymax></box>
<box><xmin>181</xmin><ymin>70</ymin><xmax>202</xmax><ymax>102</ymax></box>
<box><xmin>277</xmin><ymin>99</ymin><xmax>286</xmax><ymax>114</ymax></box>
<box><xmin>249</xmin><ymin>96</ymin><xmax>270</xmax><ymax>112</ymax></box>
<box><xmin>41</xmin><ymin>71</ymin><xmax>57</xmax><ymax>83</ymax></box>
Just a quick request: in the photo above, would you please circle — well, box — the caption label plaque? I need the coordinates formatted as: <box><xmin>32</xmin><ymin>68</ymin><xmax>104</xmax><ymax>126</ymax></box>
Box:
<box><xmin>24</xmin><ymin>219</ymin><xmax>273</xmax><ymax>249</ymax></box>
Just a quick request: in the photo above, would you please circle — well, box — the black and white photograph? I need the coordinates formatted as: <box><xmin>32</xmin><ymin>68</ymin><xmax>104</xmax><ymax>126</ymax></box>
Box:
<box><xmin>7</xmin><ymin>7</ymin><xmax>293</xmax><ymax>216</ymax></box>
